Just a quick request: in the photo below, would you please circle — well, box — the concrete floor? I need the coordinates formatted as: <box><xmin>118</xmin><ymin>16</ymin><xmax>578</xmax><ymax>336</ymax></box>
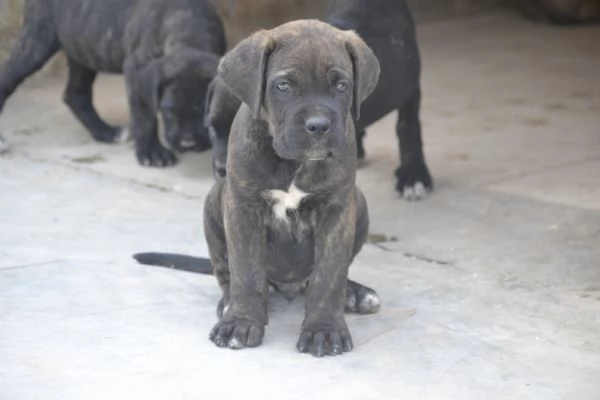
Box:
<box><xmin>1</xmin><ymin>12</ymin><xmax>599</xmax><ymax>400</ymax></box>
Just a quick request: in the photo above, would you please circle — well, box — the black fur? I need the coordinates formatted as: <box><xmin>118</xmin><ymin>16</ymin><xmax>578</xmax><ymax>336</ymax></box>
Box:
<box><xmin>0</xmin><ymin>0</ymin><xmax>225</xmax><ymax>166</ymax></box>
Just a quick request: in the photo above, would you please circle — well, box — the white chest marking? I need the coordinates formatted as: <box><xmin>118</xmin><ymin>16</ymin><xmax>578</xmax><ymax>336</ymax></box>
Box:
<box><xmin>268</xmin><ymin>182</ymin><xmax>309</xmax><ymax>221</ymax></box>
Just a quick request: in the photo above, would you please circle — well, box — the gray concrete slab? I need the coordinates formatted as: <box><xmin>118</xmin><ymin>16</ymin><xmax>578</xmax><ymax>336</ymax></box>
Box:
<box><xmin>1</xmin><ymin>12</ymin><xmax>599</xmax><ymax>400</ymax></box>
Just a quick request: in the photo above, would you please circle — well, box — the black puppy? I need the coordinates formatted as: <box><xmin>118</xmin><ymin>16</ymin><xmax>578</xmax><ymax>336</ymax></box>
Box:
<box><xmin>0</xmin><ymin>0</ymin><xmax>225</xmax><ymax>166</ymax></box>
<box><xmin>135</xmin><ymin>20</ymin><xmax>382</xmax><ymax>357</ymax></box>
<box><xmin>205</xmin><ymin>0</ymin><xmax>433</xmax><ymax>200</ymax></box>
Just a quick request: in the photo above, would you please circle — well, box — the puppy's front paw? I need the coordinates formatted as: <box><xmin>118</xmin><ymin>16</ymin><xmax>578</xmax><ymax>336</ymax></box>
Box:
<box><xmin>395</xmin><ymin>161</ymin><xmax>433</xmax><ymax>201</ymax></box>
<box><xmin>136</xmin><ymin>144</ymin><xmax>177</xmax><ymax>167</ymax></box>
<box><xmin>209</xmin><ymin>317</ymin><xmax>265</xmax><ymax>350</ymax></box>
<box><xmin>297</xmin><ymin>322</ymin><xmax>353</xmax><ymax>357</ymax></box>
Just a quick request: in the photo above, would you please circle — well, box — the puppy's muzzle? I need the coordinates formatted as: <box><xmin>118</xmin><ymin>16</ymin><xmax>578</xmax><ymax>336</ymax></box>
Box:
<box><xmin>305</xmin><ymin>115</ymin><xmax>331</xmax><ymax>138</ymax></box>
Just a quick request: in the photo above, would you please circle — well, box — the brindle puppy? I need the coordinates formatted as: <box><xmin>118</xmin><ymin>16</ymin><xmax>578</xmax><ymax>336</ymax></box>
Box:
<box><xmin>134</xmin><ymin>20</ymin><xmax>381</xmax><ymax>357</ymax></box>
<box><xmin>0</xmin><ymin>0</ymin><xmax>225</xmax><ymax>166</ymax></box>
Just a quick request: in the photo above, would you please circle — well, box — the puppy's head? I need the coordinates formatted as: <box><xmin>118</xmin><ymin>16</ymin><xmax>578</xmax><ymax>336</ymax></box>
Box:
<box><xmin>131</xmin><ymin>49</ymin><xmax>220</xmax><ymax>152</ymax></box>
<box><xmin>217</xmin><ymin>20</ymin><xmax>380</xmax><ymax>161</ymax></box>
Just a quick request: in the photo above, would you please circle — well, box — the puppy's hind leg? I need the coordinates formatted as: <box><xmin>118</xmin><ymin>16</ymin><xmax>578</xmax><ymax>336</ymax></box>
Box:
<box><xmin>345</xmin><ymin>188</ymin><xmax>381</xmax><ymax>315</ymax></box>
<box><xmin>394</xmin><ymin>89</ymin><xmax>433</xmax><ymax>201</ymax></box>
<box><xmin>63</xmin><ymin>59</ymin><xmax>128</xmax><ymax>143</ymax></box>
<box><xmin>0</xmin><ymin>0</ymin><xmax>60</xmax><ymax>113</ymax></box>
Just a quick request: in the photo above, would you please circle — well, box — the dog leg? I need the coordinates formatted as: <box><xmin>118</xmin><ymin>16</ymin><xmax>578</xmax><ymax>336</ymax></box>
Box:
<box><xmin>343</xmin><ymin>188</ymin><xmax>381</xmax><ymax>314</ymax></box>
<box><xmin>0</xmin><ymin>1</ymin><xmax>59</xmax><ymax>114</ymax></box>
<box><xmin>356</xmin><ymin>127</ymin><xmax>367</xmax><ymax>165</ymax></box>
<box><xmin>209</xmin><ymin>200</ymin><xmax>268</xmax><ymax>350</ymax></box>
<box><xmin>297</xmin><ymin>193</ymin><xmax>358</xmax><ymax>357</ymax></box>
<box><xmin>126</xmin><ymin>92</ymin><xmax>177</xmax><ymax>167</ymax></box>
<box><xmin>63</xmin><ymin>58</ymin><xmax>127</xmax><ymax>143</ymax></box>
<box><xmin>395</xmin><ymin>89</ymin><xmax>433</xmax><ymax>200</ymax></box>
<box><xmin>208</xmin><ymin>123</ymin><xmax>229</xmax><ymax>179</ymax></box>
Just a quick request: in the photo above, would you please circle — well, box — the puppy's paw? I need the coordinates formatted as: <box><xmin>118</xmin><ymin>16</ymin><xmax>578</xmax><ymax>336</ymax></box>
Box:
<box><xmin>345</xmin><ymin>280</ymin><xmax>381</xmax><ymax>314</ymax></box>
<box><xmin>297</xmin><ymin>322</ymin><xmax>353</xmax><ymax>357</ymax></box>
<box><xmin>92</xmin><ymin>126</ymin><xmax>129</xmax><ymax>144</ymax></box>
<box><xmin>395</xmin><ymin>161</ymin><xmax>433</xmax><ymax>201</ymax></box>
<box><xmin>0</xmin><ymin>135</ymin><xmax>9</xmax><ymax>154</ymax></box>
<box><xmin>136</xmin><ymin>144</ymin><xmax>177</xmax><ymax>167</ymax></box>
<box><xmin>209</xmin><ymin>317</ymin><xmax>265</xmax><ymax>349</ymax></box>
<box><xmin>212</xmin><ymin>158</ymin><xmax>227</xmax><ymax>180</ymax></box>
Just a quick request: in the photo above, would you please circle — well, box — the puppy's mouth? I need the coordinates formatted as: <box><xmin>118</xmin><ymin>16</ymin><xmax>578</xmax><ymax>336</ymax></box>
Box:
<box><xmin>306</xmin><ymin>149</ymin><xmax>335</xmax><ymax>161</ymax></box>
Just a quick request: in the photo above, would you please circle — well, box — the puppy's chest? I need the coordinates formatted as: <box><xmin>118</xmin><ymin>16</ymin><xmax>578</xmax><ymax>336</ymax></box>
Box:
<box><xmin>262</xmin><ymin>181</ymin><xmax>316</xmax><ymax>228</ymax></box>
<box><xmin>262</xmin><ymin>181</ymin><xmax>317</xmax><ymax>286</ymax></box>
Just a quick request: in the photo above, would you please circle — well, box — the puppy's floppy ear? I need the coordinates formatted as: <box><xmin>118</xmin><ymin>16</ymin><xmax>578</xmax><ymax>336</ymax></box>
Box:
<box><xmin>217</xmin><ymin>31</ymin><xmax>275</xmax><ymax>120</ymax></box>
<box><xmin>344</xmin><ymin>32</ymin><xmax>381</xmax><ymax>120</ymax></box>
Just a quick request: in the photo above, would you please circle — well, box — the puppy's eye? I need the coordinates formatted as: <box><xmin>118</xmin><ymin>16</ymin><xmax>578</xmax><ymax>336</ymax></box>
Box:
<box><xmin>335</xmin><ymin>82</ymin><xmax>349</xmax><ymax>93</ymax></box>
<box><xmin>276</xmin><ymin>82</ymin><xmax>291</xmax><ymax>92</ymax></box>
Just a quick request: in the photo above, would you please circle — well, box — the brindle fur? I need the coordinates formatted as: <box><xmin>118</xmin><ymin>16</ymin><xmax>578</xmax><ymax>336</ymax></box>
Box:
<box><xmin>0</xmin><ymin>0</ymin><xmax>225</xmax><ymax>165</ymax></box>
<box><xmin>204</xmin><ymin>20</ymin><xmax>381</xmax><ymax>357</ymax></box>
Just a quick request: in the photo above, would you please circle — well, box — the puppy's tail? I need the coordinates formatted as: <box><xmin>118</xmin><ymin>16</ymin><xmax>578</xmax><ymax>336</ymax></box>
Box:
<box><xmin>132</xmin><ymin>252</ymin><xmax>213</xmax><ymax>275</ymax></box>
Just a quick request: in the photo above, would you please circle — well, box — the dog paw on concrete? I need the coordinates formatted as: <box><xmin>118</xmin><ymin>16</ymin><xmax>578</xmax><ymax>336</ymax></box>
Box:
<box><xmin>209</xmin><ymin>317</ymin><xmax>265</xmax><ymax>349</ymax></box>
<box><xmin>395</xmin><ymin>161</ymin><xmax>433</xmax><ymax>201</ymax></box>
<box><xmin>297</xmin><ymin>321</ymin><xmax>353</xmax><ymax>357</ymax></box>
<box><xmin>136</xmin><ymin>144</ymin><xmax>177</xmax><ymax>167</ymax></box>
<box><xmin>345</xmin><ymin>279</ymin><xmax>381</xmax><ymax>314</ymax></box>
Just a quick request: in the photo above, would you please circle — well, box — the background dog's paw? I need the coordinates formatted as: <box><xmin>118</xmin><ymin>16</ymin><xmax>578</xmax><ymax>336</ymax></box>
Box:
<box><xmin>209</xmin><ymin>318</ymin><xmax>264</xmax><ymax>349</ymax></box>
<box><xmin>93</xmin><ymin>126</ymin><xmax>129</xmax><ymax>144</ymax></box>
<box><xmin>0</xmin><ymin>135</ymin><xmax>9</xmax><ymax>154</ymax></box>
<box><xmin>395</xmin><ymin>161</ymin><xmax>433</xmax><ymax>201</ymax></box>
<box><xmin>345</xmin><ymin>279</ymin><xmax>381</xmax><ymax>314</ymax></box>
<box><xmin>136</xmin><ymin>145</ymin><xmax>177</xmax><ymax>167</ymax></box>
<box><xmin>114</xmin><ymin>128</ymin><xmax>132</xmax><ymax>143</ymax></box>
<box><xmin>297</xmin><ymin>324</ymin><xmax>353</xmax><ymax>357</ymax></box>
<box><xmin>212</xmin><ymin>158</ymin><xmax>227</xmax><ymax>180</ymax></box>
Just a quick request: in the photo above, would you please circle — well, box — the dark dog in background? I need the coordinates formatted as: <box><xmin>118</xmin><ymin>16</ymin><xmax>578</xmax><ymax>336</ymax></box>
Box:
<box><xmin>0</xmin><ymin>0</ymin><xmax>225</xmax><ymax>166</ymax></box>
<box><xmin>205</xmin><ymin>0</ymin><xmax>433</xmax><ymax>200</ymax></box>
<box><xmin>135</xmin><ymin>19</ymin><xmax>382</xmax><ymax>357</ymax></box>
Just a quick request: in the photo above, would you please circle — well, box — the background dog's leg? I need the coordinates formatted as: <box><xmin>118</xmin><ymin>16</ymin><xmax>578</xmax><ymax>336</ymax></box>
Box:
<box><xmin>126</xmin><ymin>93</ymin><xmax>176</xmax><ymax>167</ymax></box>
<box><xmin>355</xmin><ymin>127</ymin><xmax>367</xmax><ymax>164</ymax></box>
<box><xmin>63</xmin><ymin>58</ymin><xmax>126</xmax><ymax>143</ymax></box>
<box><xmin>394</xmin><ymin>89</ymin><xmax>433</xmax><ymax>200</ymax></box>
<box><xmin>0</xmin><ymin>1</ymin><xmax>59</xmax><ymax>113</ymax></box>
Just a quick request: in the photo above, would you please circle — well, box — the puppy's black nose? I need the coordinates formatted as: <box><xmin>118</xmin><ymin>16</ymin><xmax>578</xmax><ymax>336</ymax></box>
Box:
<box><xmin>305</xmin><ymin>116</ymin><xmax>331</xmax><ymax>136</ymax></box>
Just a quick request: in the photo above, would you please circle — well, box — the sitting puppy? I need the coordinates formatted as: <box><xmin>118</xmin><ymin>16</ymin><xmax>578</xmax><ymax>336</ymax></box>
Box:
<box><xmin>0</xmin><ymin>0</ymin><xmax>225</xmax><ymax>166</ymax></box>
<box><xmin>135</xmin><ymin>19</ymin><xmax>381</xmax><ymax>357</ymax></box>
<box><xmin>205</xmin><ymin>0</ymin><xmax>433</xmax><ymax>200</ymax></box>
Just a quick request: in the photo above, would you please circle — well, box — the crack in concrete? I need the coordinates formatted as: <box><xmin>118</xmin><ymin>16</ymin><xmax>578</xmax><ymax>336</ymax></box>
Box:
<box><xmin>371</xmin><ymin>242</ymin><xmax>455</xmax><ymax>266</ymax></box>
<box><xmin>16</xmin><ymin>152</ymin><xmax>205</xmax><ymax>201</ymax></box>
<box><xmin>0</xmin><ymin>259</ymin><xmax>65</xmax><ymax>271</ymax></box>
